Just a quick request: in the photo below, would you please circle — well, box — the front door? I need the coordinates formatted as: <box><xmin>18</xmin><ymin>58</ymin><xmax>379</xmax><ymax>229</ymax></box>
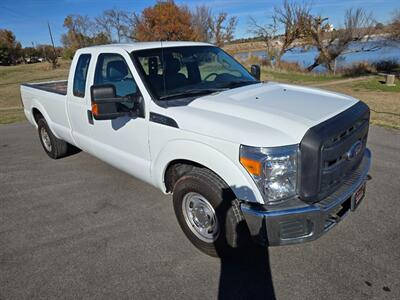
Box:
<box><xmin>67</xmin><ymin>52</ymin><xmax>93</xmax><ymax>148</ymax></box>
<box><xmin>84</xmin><ymin>50</ymin><xmax>151</xmax><ymax>183</ymax></box>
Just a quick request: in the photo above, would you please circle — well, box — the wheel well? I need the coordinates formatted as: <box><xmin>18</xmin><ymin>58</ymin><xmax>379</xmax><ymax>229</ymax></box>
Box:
<box><xmin>164</xmin><ymin>160</ymin><xmax>206</xmax><ymax>193</ymax></box>
<box><xmin>32</xmin><ymin>108</ymin><xmax>44</xmax><ymax>125</ymax></box>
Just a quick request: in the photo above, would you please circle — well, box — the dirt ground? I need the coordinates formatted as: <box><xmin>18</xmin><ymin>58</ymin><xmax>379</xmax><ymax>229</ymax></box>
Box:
<box><xmin>321</xmin><ymin>84</ymin><xmax>400</xmax><ymax>129</ymax></box>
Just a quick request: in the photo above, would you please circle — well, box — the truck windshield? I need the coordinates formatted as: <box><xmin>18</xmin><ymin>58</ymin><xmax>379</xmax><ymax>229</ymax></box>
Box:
<box><xmin>131</xmin><ymin>46</ymin><xmax>258</xmax><ymax>100</ymax></box>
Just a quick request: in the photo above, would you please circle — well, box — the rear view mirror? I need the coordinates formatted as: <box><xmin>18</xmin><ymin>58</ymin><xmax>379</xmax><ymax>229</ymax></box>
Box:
<box><xmin>90</xmin><ymin>85</ymin><xmax>128</xmax><ymax>120</ymax></box>
<box><xmin>250</xmin><ymin>64</ymin><xmax>261</xmax><ymax>81</ymax></box>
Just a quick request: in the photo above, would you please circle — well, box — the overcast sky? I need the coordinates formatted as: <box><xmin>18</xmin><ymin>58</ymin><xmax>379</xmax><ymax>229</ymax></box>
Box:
<box><xmin>1</xmin><ymin>0</ymin><xmax>398</xmax><ymax>47</ymax></box>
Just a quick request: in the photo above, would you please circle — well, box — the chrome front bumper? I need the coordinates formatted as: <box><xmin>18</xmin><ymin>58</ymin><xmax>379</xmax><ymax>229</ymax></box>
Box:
<box><xmin>241</xmin><ymin>148</ymin><xmax>372</xmax><ymax>246</ymax></box>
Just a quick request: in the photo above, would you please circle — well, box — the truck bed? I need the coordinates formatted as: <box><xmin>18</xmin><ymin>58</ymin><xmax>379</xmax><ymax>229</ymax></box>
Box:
<box><xmin>21</xmin><ymin>80</ymin><xmax>68</xmax><ymax>96</ymax></box>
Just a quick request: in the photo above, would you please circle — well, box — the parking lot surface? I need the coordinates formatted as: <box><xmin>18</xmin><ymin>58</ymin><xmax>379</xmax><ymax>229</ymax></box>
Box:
<box><xmin>1</xmin><ymin>123</ymin><xmax>399</xmax><ymax>299</ymax></box>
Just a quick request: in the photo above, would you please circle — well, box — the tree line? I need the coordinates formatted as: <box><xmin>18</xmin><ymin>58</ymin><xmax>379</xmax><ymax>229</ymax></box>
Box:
<box><xmin>0</xmin><ymin>29</ymin><xmax>62</xmax><ymax>66</ymax></box>
<box><xmin>0</xmin><ymin>0</ymin><xmax>237</xmax><ymax>65</ymax></box>
<box><xmin>61</xmin><ymin>1</ymin><xmax>237</xmax><ymax>58</ymax></box>
<box><xmin>1</xmin><ymin>0</ymin><xmax>399</xmax><ymax>72</ymax></box>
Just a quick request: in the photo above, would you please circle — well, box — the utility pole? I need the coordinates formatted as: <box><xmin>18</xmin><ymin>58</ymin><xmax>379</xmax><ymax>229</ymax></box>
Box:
<box><xmin>47</xmin><ymin>21</ymin><xmax>58</xmax><ymax>69</ymax></box>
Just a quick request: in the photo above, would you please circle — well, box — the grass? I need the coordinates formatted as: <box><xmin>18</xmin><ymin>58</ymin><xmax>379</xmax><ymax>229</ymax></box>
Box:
<box><xmin>224</xmin><ymin>41</ymin><xmax>266</xmax><ymax>55</ymax></box>
<box><xmin>0</xmin><ymin>60</ymin><xmax>70</xmax><ymax>124</ymax></box>
<box><xmin>352</xmin><ymin>77</ymin><xmax>400</xmax><ymax>93</ymax></box>
<box><xmin>323</xmin><ymin>76</ymin><xmax>400</xmax><ymax>130</ymax></box>
<box><xmin>0</xmin><ymin>60</ymin><xmax>398</xmax><ymax>129</ymax></box>
<box><xmin>261</xmin><ymin>68</ymin><xmax>344</xmax><ymax>83</ymax></box>
<box><xmin>0</xmin><ymin>108</ymin><xmax>26</xmax><ymax>124</ymax></box>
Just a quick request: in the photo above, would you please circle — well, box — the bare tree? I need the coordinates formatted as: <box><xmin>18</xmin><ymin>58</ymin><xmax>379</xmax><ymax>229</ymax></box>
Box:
<box><xmin>61</xmin><ymin>14</ymin><xmax>110</xmax><ymax>58</ymax></box>
<box><xmin>390</xmin><ymin>9</ymin><xmax>400</xmax><ymax>40</ymax></box>
<box><xmin>192</xmin><ymin>5</ymin><xmax>213</xmax><ymax>42</ymax></box>
<box><xmin>123</xmin><ymin>12</ymin><xmax>138</xmax><ymax>41</ymax></box>
<box><xmin>306</xmin><ymin>8</ymin><xmax>377</xmax><ymax>71</ymax></box>
<box><xmin>95</xmin><ymin>13</ymin><xmax>112</xmax><ymax>42</ymax></box>
<box><xmin>248</xmin><ymin>16</ymin><xmax>280</xmax><ymax>65</ymax></box>
<box><xmin>209</xmin><ymin>12</ymin><xmax>237</xmax><ymax>47</ymax></box>
<box><xmin>62</xmin><ymin>14</ymin><xmax>96</xmax><ymax>48</ymax></box>
<box><xmin>95</xmin><ymin>9</ymin><xmax>130</xmax><ymax>43</ymax></box>
<box><xmin>249</xmin><ymin>0</ymin><xmax>311</xmax><ymax>66</ymax></box>
<box><xmin>274</xmin><ymin>1</ymin><xmax>310</xmax><ymax>61</ymax></box>
<box><xmin>68</xmin><ymin>15</ymin><xmax>94</xmax><ymax>38</ymax></box>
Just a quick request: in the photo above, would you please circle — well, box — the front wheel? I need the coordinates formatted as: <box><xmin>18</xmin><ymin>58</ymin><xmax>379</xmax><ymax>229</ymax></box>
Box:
<box><xmin>173</xmin><ymin>167</ymin><xmax>250</xmax><ymax>257</ymax></box>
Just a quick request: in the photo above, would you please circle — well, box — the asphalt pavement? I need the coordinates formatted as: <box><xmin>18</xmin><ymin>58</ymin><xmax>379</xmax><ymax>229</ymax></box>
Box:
<box><xmin>1</xmin><ymin>122</ymin><xmax>399</xmax><ymax>300</ymax></box>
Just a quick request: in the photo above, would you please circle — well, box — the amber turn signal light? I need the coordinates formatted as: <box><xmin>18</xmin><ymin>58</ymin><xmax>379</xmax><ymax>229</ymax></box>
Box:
<box><xmin>91</xmin><ymin>103</ymin><xmax>99</xmax><ymax>116</ymax></box>
<box><xmin>240</xmin><ymin>157</ymin><xmax>262</xmax><ymax>177</ymax></box>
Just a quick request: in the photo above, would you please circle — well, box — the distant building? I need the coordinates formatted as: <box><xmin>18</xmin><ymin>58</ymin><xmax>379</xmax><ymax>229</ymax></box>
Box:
<box><xmin>326</xmin><ymin>24</ymin><xmax>334</xmax><ymax>32</ymax></box>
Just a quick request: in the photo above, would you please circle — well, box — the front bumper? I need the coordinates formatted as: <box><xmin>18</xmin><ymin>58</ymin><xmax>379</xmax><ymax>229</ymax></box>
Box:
<box><xmin>241</xmin><ymin>148</ymin><xmax>371</xmax><ymax>246</ymax></box>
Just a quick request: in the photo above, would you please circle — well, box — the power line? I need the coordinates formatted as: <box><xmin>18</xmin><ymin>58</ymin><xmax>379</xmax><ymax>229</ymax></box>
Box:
<box><xmin>1</xmin><ymin>5</ymin><xmax>43</xmax><ymax>21</ymax></box>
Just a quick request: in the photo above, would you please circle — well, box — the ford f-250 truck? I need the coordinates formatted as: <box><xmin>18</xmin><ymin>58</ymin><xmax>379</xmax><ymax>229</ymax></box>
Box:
<box><xmin>20</xmin><ymin>42</ymin><xmax>371</xmax><ymax>257</ymax></box>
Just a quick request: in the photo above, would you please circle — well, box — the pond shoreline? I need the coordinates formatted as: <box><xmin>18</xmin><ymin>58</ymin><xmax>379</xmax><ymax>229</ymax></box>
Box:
<box><xmin>227</xmin><ymin>40</ymin><xmax>400</xmax><ymax>72</ymax></box>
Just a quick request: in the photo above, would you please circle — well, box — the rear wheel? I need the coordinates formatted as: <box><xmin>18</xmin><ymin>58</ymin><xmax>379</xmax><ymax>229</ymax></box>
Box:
<box><xmin>37</xmin><ymin>118</ymin><xmax>69</xmax><ymax>159</ymax></box>
<box><xmin>172</xmin><ymin>167</ymin><xmax>250</xmax><ymax>257</ymax></box>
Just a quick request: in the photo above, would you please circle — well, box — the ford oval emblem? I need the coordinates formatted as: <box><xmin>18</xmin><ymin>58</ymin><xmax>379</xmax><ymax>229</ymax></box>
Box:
<box><xmin>346</xmin><ymin>140</ymin><xmax>363</xmax><ymax>161</ymax></box>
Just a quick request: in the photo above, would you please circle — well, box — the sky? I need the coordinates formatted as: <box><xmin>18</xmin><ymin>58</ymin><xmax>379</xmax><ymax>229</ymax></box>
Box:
<box><xmin>1</xmin><ymin>0</ymin><xmax>398</xmax><ymax>47</ymax></box>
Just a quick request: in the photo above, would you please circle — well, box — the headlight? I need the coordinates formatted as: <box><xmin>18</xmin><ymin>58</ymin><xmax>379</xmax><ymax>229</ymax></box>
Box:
<box><xmin>240</xmin><ymin>144</ymin><xmax>299</xmax><ymax>204</ymax></box>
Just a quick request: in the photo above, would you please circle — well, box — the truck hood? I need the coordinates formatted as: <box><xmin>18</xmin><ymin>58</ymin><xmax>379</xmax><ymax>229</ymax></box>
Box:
<box><xmin>166</xmin><ymin>82</ymin><xmax>359</xmax><ymax>147</ymax></box>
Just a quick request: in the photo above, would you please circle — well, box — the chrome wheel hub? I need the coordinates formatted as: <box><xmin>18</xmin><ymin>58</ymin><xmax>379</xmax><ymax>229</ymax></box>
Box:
<box><xmin>182</xmin><ymin>192</ymin><xmax>219</xmax><ymax>243</ymax></box>
<box><xmin>40</xmin><ymin>127</ymin><xmax>52</xmax><ymax>152</ymax></box>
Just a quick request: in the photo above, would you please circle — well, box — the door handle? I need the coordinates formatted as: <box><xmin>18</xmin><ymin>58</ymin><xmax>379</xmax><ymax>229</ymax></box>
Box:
<box><xmin>87</xmin><ymin>110</ymin><xmax>94</xmax><ymax>125</ymax></box>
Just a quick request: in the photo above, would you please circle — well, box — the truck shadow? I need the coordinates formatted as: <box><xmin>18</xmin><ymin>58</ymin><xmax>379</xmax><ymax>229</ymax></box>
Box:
<box><xmin>217</xmin><ymin>236</ymin><xmax>276</xmax><ymax>300</ymax></box>
<box><xmin>214</xmin><ymin>188</ymin><xmax>276</xmax><ymax>300</ymax></box>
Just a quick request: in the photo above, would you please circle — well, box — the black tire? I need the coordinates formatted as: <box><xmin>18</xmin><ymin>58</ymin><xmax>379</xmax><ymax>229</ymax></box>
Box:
<box><xmin>173</xmin><ymin>167</ymin><xmax>251</xmax><ymax>257</ymax></box>
<box><xmin>37</xmin><ymin>118</ymin><xmax>69</xmax><ymax>159</ymax></box>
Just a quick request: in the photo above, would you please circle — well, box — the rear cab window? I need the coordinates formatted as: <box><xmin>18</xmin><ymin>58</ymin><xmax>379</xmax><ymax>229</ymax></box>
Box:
<box><xmin>73</xmin><ymin>54</ymin><xmax>91</xmax><ymax>97</ymax></box>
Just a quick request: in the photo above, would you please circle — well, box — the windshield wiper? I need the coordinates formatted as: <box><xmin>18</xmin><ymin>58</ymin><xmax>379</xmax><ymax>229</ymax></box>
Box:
<box><xmin>217</xmin><ymin>80</ymin><xmax>259</xmax><ymax>89</ymax></box>
<box><xmin>159</xmin><ymin>88</ymin><xmax>226</xmax><ymax>100</ymax></box>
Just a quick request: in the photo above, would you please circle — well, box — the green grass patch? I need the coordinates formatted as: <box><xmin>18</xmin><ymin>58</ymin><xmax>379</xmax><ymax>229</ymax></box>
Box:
<box><xmin>0</xmin><ymin>108</ymin><xmax>25</xmax><ymax>124</ymax></box>
<box><xmin>261</xmin><ymin>68</ymin><xmax>344</xmax><ymax>83</ymax></box>
<box><xmin>352</xmin><ymin>77</ymin><xmax>400</xmax><ymax>92</ymax></box>
<box><xmin>0</xmin><ymin>60</ymin><xmax>70</xmax><ymax>85</ymax></box>
<box><xmin>0</xmin><ymin>60</ymin><xmax>70</xmax><ymax>109</ymax></box>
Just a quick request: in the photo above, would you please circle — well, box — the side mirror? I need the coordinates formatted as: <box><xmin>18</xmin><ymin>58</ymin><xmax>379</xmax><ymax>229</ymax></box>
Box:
<box><xmin>250</xmin><ymin>64</ymin><xmax>261</xmax><ymax>81</ymax></box>
<box><xmin>90</xmin><ymin>85</ymin><xmax>128</xmax><ymax>120</ymax></box>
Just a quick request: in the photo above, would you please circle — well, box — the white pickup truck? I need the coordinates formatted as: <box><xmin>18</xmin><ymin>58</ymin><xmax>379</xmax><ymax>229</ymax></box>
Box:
<box><xmin>21</xmin><ymin>42</ymin><xmax>371</xmax><ymax>257</ymax></box>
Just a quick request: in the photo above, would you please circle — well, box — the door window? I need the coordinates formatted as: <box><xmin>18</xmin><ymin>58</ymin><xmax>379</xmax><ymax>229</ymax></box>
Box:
<box><xmin>73</xmin><ymin>54</ymin><xmax>91</xmax><ymax>97</ymax></box>
<box><xmin>94</xmin><ymin>53</ymin><xmax>137</xmax><ymax>97</ymax></box>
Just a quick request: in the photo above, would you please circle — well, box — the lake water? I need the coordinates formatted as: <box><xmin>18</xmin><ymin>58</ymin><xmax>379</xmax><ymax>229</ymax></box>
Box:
<box><xmin>234</xmin><ymin>40</ymin><xmax>400</xmax><ymax>72</ymax></box>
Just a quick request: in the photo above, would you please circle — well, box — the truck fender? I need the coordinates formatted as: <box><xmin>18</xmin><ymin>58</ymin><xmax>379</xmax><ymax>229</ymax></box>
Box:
<box><xmin>151</xmin><ymin>139</ymin><xmax>263</xmax><ymax>204</ymax></box>
<box><xmin>29</xmin><ymin>100</ymin><xmax>62</xmax><ymax>139</ymax></box>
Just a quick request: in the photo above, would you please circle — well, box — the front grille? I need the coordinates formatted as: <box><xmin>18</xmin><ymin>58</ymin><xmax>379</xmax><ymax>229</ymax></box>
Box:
<box><xmin>298</xmin><ymin>101</ymin><xmax>370</xmax><ymax>202</ymax></box>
